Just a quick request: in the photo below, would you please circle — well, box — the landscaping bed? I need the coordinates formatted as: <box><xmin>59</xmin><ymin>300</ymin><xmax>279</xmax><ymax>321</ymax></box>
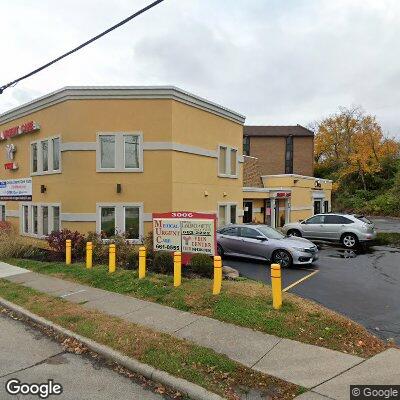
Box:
<box><xmin>7</xmin><ymin>258</ymin><xmax>389</xmax><ymax>358</ymax></box>
<box><xmin>0</xmin><ymin>280</ymin><xmax>301</xmax><ymax>400</ymax></box>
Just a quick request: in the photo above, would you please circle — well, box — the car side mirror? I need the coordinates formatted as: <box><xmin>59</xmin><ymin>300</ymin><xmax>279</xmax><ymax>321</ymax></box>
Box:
<box><xmin>256</xmin><ymin>235</ymin><xmax>267</xmax><ymax>241</ymax></box>
<box><xmin>300</xmin><ymin>220</ymin><xmax>306</xmax><ymax>224</ymax></box>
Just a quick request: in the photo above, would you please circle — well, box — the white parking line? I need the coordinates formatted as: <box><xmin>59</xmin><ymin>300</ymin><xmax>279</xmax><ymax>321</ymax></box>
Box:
<box><xmin>282</xmin><ymin>270</ymin><xmax>319</xmax><ymax>292</ymax></box>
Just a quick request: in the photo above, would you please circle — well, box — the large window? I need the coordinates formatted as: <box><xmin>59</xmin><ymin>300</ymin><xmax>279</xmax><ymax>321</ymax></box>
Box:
<box><xmin>124</xmin><ymin>135</ymin><xmax>139</xmax><ymax>169</ymax></box>
<box><xmin>23</xmin><ymin>205</ymin><xmax>29</xmax><ymax>233</ymax></box>
<box><xmin>31</xmin><ymin>143</ymin><xmax>38</xmax><ymax>173</ymax></box>
<box><xmin>97</xmin><ymin>133</ymin><xmax>143</xmax><ymax>172</ymax></box>
<box><xmin>97</xmin><ymin>203</ymin><xmax>143</xmax><ymax>242</ymax></box>
<box><xmin>218</xmin><ymin>203</ymin><xmax>238</xmax><ymax>227</ymax></box>
<box><xmin>31</xmin><ymin>136</ymin><xmax>61</xmax><ymax>175</ymax></box>
<box><xmin>100</xmin><ymin>207</ymin><xmax>116</xmax><ymax>238</ymax></box>
<box><xmin>285</xmin><ymin>136</ymin><xmax>293</xmax><ymax>174</ymax></box>
<box><xmin>218</xmin><ymin>145</ymin><xmax>238</xmax><ymax>178</ymax></box>
<box><xmin>100</xmin><ymin>135</ymin><xmax>116</xmax><ymax>169</ymax></box>
<box><xmin>21</xmin><ymin>203</ymin><xmax>61</xmax><ymax>237</ymax></box>
<box><xmin>52</xmin><ymin>138</ymin><xmax>60</xmax><ymax>170</ymax></box>
<box><xmin>32</xmin><ymin>206</ymin><xmax>38</xmax><ymax>235</ymax></box>
<box><xmin>42</xmin><ymin>206</ymin><xmax>49</xmax><ymax>236</ymax></box>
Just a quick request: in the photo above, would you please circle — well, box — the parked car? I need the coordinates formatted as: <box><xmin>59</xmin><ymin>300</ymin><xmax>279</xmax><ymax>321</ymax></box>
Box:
<box><xmin>217</xmin><ymin>224</ymin><xmax>318</xmax><ymax>268</ymax></box>
<box><xmin>282</xmin><ymin>213</ymin><xmax>377</xmax><ymax>248</ymax></box>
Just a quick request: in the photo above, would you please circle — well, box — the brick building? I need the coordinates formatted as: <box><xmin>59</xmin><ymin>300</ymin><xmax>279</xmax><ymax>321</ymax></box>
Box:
<box><xmin>242</xmin><ymin>125</ymin><xmax>331</xmax><ymax>227</ymax></box>
<box><xmin>243</xmin><ymin>125</ymin><xmax>314</xmax><ymax>176</ymax></box>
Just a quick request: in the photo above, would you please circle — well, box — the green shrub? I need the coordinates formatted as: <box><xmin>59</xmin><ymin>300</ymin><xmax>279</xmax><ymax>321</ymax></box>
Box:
<box><xmin>126</xmin><ymin>250</ymin><xmax>139</xmax><ymax>270</ymax></box>
<box><xmin>153</xmin><ymin>251</ymin><xmax>174</xmax><ymax>274</ymax></box>
<box><xmin>143</xmin><ymin>230</ymin><xmax>154</xmax><ymax>260</ymax></box>
<box><xmin>86</xmin><ymin>232</ymin><xmax>108</xmax><ymax>264</ymax></box>
<box><xmin>189</xmin><ymin>254</ymin><xmax>213</xmax><ymax>278</ymax></box>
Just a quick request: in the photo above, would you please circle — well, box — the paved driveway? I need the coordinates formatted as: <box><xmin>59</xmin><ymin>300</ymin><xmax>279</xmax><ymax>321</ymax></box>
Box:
<box><xmin>223</xmin><ymin>244</ymin><xmax>400</xmax><ymax>345</ymax></box>
<box><xmin>369</xmin><ymin>216</ymin><xmax>400</xmax><ymax>233</ymax></box>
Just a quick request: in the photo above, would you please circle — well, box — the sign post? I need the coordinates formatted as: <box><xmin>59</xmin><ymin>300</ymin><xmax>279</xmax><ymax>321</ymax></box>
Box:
<box><xmin>152</xmin><ymin>212</ymin><xmax>217</xmax><ymax>263</ymax></box>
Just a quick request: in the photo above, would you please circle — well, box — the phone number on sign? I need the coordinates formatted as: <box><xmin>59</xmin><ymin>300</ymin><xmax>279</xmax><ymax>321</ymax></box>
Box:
<box><xmin>155</xmin><ymin>244</ymin><xmax>180</xmax><ymax>251</ymax></box>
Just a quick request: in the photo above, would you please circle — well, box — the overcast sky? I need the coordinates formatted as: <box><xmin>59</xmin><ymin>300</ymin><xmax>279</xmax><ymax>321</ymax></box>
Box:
<box><xmin>1</xmin><ymin>0</ymin><xmax>399</xmax><ymax>137</ymax></box>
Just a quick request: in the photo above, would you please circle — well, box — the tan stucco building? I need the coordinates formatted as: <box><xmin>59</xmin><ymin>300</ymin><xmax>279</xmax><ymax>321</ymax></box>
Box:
<box><xmin>0</xmin><ymin>86</ymin><xmax>245</xmax><ymax>241</ymax></box>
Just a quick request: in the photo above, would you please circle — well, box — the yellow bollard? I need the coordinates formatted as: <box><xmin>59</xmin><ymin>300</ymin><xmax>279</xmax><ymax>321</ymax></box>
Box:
<box><xmin>109</xmin><ymin>244</ymin><xmax>116</xmax><ymax>273</ymax></box>
<box><xmin>86</xmin><ymin>242</ymin><xmax>93</xmax><ymax>269</ymax></box>
<box><xmin>138</xmin><ymin>246</ymin><xmax>146</xmax><ymax>279</ymax></box>
<box><xmin>271</xmin><ymin>263</ymin><xmax>282</xmax><ymax>309</ymax></box>
<box><xmin>174</xmin><ymin>251</ymin><xmax>182</xmax><ymax>287</ymax></box>
<box><xmin>212</xmin><ymin>256</ymin><xmax>222</xmax><ymax>295</ymax></box>
<box><xmin>65</xmin><ymin>239</ymin><xmax>71</xmax><ymax>265</ymax></box>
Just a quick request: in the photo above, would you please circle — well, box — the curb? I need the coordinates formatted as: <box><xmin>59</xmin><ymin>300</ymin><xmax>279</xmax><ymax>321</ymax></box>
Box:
<box><xmin>0</xmin><ymin>297</ymin><xmax>224</xmax><ymax>400</ymax></box>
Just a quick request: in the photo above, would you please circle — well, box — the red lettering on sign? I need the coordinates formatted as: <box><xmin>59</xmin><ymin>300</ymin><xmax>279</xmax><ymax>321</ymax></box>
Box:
<box><xmin>0</xmin><ymin>121</ymin><xmax>40</xmax><ymax>141</ymax></box>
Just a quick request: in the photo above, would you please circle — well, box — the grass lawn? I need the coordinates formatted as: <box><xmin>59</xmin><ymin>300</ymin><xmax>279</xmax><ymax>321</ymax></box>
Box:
<box><xmin>8</xmin><ymin>258</ymin><xmax>389</xmax><ymax>357</ymax></box>
<box><xmin>0</xmin><ymin>279</ymin><xmax>301</xmax><ymax>400</ymax></box>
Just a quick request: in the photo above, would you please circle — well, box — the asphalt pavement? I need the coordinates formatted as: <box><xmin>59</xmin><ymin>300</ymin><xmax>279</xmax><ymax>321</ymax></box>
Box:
<box><xmin>369</xmin><ymin>216</ymin><xmax>400</xmax><ymax>233</ymax></box>
<box><xmin>223</xmin><ymin>244</ymin><xmax>400</xmax><ymax>345</ymax></box>
<box><xmin>0</xmin><ymin>313</ymin><xmax>164</xmax><ymax>400</ymax></box>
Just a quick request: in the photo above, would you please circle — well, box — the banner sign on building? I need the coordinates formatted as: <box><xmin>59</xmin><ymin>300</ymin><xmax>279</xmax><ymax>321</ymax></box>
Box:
<box><xmin>0</xmin><ymin>178</ymin><xmax>32</xmax><ymax>201</ymax></box>
<box><xmin>152</xmin><ymin>212</ymin><xmax>217</xmax><ymax>256</ymax></box>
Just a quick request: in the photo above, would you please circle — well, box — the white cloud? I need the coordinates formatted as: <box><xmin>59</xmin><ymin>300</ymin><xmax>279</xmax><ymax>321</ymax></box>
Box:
<box><xmin>1</xmin><ymin>0</ymin><xmax>399</xmax><ymax>137</ymax></box>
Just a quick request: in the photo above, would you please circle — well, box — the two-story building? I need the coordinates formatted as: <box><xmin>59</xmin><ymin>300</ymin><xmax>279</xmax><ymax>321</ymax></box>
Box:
<box><xmin>242</xmin><ymin>125</ymin><xmax>332</xmax><ymax>227</ymax></box>
<box><xmin>0</xmin><ymin>86</ymin><xmax>245</xmax><ymax>240</ymax></box>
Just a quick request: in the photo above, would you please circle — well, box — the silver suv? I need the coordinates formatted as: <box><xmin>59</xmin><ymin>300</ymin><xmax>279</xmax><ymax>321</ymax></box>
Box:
<box><xmin>282</xmin><ymin>213</ymin><xmax>377</xmax><ymax>248</ymax></box>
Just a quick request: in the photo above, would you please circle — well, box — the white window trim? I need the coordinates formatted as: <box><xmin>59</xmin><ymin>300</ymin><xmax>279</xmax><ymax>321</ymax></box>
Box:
<box><xmin>218</xmin><ymin>144</ymin><xmax>238</xmax><ymax>178</ymax></box>
<box><xmin>96</xmin><ymin>202</ymin><xmax>144</xmax><ymax>243</ymax></box>
<box><xmin>217</xmin><ymin>202</ymin><xmax>238</xmax><ymax>227</ymax></box>
<box><xmin>0</xmin><ymin>202</ymin><xmax>6</xmax><ymax>221</ymax></box>
<box><xmin>30</xmin><ymin>135</ymin><xmax>62</xmax><ymax>176</ymax></box>
<box><xmin>96</xmin><ymin>132</ymin><xmax>144</xmax><ymax>172</ymax></box>
<box><xmin>19</xmin><ymin>202</ymin><xmax>61</xmax><ymax>238</ymax></box>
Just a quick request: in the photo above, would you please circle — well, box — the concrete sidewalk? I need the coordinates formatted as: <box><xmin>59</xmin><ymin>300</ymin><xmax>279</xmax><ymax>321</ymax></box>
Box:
<box><xmin>1</xmin><ymin>261</ymin><xmax>399</xmax><ymax>399</ymax></box>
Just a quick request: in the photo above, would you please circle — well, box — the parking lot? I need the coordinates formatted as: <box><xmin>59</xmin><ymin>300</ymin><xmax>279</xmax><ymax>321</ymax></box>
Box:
<box><xmin>224</xmin><ymin>243</ymin><xmax>400</xmax><ymax>345</ymax></box>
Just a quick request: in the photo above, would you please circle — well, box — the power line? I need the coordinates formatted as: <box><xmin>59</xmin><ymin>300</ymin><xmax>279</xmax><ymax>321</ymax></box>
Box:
<box><xmin>0</xmin><ymin>0</ymin><xmax>165</xmax><ymax>94</ymax></box>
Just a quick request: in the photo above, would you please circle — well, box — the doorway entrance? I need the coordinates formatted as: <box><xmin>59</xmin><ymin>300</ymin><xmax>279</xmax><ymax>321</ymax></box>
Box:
<box><xmin>243</xmin><ymin>201</ymin><xmax>253</xmax><ymax>223</ymax></box>
<box><xmin>314</xmin><ymin>200</ymin><xmax>322</xmax><ymax>215</ymax></box>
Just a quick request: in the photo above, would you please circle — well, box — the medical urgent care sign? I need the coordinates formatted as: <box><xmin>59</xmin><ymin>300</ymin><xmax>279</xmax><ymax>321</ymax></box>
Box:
<box><xmin>152</xmin><ymin>212</ymin><xmax>217</xmax><ymax>256</ymax></box>
<box><xmin>0</xmin><ymin>178</ymin><xmax>32</xmax><ymax>201</ymax></box>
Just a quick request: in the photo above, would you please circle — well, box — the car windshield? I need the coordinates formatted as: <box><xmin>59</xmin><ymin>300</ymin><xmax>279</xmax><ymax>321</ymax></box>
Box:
<box><xmin>256</xmin><ymin>226</ymin><xmax>285</xmax><ymax>239</ymax></box>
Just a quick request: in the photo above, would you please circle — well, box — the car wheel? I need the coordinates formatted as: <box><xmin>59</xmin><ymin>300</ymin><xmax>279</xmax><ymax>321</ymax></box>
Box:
<box><xmin>271</xmin><ymin>249</ymin><xmax>293</xmax><ymax>268</ymax></box>
<box><xmin>217</xmin><ymin>244</ymin><xmax>224</xmax><ymax>257</ymax></box>
<box><xmin>341</xmin><ymin>233</ymin><xmax>358</xmax><ymax>249</ymax></box>
<box><xmin>287</xmin><ymin>229</ymin><xmax>302</xmax><ymax>237</ymax></box>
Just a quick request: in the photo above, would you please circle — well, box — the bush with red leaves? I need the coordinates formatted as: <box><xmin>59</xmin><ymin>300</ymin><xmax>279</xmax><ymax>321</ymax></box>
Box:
<box><xmin>0</xmin><ymin>221</ymin><xmax>12</xmax><ymax>234</ymax></box>
<box><xmin>46</xmin><ymin>229</ymin><xmax>86</xmax><ymax>260</ymax></box>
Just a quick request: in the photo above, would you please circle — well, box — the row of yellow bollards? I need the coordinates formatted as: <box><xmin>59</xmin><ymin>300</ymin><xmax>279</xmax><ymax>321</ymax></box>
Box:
<box><xmin>65</xmin><ymin>240</ymin><xmax>282</xmax><ymax>305</ymax></box>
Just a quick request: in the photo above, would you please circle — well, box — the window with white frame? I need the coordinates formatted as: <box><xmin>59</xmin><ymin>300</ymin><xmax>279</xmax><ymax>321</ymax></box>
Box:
<box><xmin>31</xmin><ymin>136</ymin><xmax>61</xmax><ymax>175</ymax></box>
<box><xmin>0</xmin><ymin>204</ymin><xmax>5</xmax><ymax>221</ymax></box>
<box><xmin>97</xmin><ymin>203</ymin><xmax>143</xmax><ymax>241</ymax></box>
<box><xmin>97</xmin><ymin>133</ymin><xmax>143</xmax><ymax>172</ymax></box>
<box><xmin>218</xmin><ymin>145</ymin><xmax>238</xmax><ymax>178</ymax></box>
<box><xmin>21</xmin><ymin>203</ymin><xmax>61</xmax><ymax>237</ymax></box>
<box><xmin>218</xmin><ymin>203</ymin><xmax>238</xmax><ymax>227</ymax></box>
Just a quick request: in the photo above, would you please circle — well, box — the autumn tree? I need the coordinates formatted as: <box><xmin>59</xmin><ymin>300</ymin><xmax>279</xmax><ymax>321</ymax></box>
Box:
<box><xmin>314</xmin><ymin>106</ymin><xmax>399</xmax><ymax>191</ymax></box>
